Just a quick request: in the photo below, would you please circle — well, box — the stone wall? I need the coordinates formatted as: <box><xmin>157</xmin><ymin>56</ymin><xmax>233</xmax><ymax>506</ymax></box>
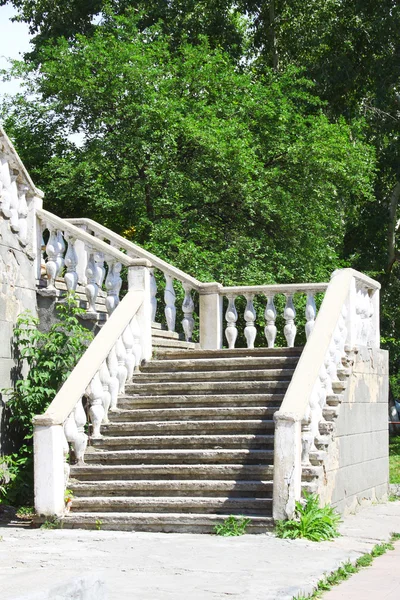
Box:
<box><xmin>322</xmin><ymin>347</ymin><xmax>389</xmax><ymax>514</ymax></box>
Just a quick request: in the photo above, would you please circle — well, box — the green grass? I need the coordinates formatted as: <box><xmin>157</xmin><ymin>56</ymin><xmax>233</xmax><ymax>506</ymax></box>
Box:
<box><xmin>293</xmin><ymin>535</ymin><xmax>400</xmax><ymax>599</ymax></box>
<box><xmin>389</xmin><ymin>435</ymin><xmax>400</xmax><ymax>484</ymax></box>
<box><xmin>276</xmin><ymin>493</ymin><xmax>341</xmax><ymax>542</ymax></box>
<box><xmin>214</xmin><ymin>515</ymin><xmax>251</xmax><ymax>536</ymax></box>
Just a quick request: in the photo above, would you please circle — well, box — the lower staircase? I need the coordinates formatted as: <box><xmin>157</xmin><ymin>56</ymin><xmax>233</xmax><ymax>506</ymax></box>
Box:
<box><xmin>64</xmin><ymin>346</ymin><xmax>302</xmax><ymax>533</ymax></box>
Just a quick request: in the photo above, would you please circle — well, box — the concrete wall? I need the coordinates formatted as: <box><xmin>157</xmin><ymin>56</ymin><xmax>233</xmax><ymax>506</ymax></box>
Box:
<box><xmin>0</xmin><ymin>212</ymin><xmax>39</xmax><ymax>453</ymax></box>
<box><xmin>321</xmin><ymin>346</ymin><xmax>389</xmax><ymax>514</ymax></box>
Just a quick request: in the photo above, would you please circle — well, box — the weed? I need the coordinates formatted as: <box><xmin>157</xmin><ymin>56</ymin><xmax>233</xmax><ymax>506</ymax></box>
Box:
<box><xmin>16</xmin><ymin>506</ymin><xmax>35</xmax><ymax>519</ymax></box>
<box><xmin>214</xmin><ymin>515</ymin><xmax>251</xmax><ymax>536</ymax></box>
<box><xmin>276</xmin><ymin>493</ymin><xmax>341</xmax><ymax>542</ymax></box>
<box><xmin>41</xmin><ymin>517</ymin><xmax>61</xmax><ymax>530</ymax></box>
<box><xmin>389</xmin><ymin>493</ymin><xmax>399</xmax><ymax>502</ymax></box>
<box><xmin>95</xmin><ymin>519</ymin><xmax>103</xmax><ymax>531</ymax></box>
<box><xmin>391</xmin><ymin>532</ymin><xmax>400</xmax><ymax>541</ymax></box>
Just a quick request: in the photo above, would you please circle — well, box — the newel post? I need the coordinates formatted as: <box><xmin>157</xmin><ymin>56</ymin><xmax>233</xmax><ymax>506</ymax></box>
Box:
<box><xmin>33</xmin><ymin>418</ymin><xmax>65</xmax><ymax>517</ymax></box>
<box><xmin>199</xmin><ymin>282</ymin><xmax>223</xmax><ymax>350</ymax></box>
<box><xmin>128</xmin><ymin>259</ymin><xmax>153</xmax><ymax>361</ymax></box>
<box><xmin>272</xmin><ymin>412</ymin><xmax>302</xmax><ymax>521</ymax></box>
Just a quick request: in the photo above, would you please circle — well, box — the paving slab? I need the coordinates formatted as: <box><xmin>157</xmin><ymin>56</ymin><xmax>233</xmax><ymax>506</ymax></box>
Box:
<box><xmin>1</xmin><ymin>501</ymin><xmax>400</xmax><ymax>600</ymax></box>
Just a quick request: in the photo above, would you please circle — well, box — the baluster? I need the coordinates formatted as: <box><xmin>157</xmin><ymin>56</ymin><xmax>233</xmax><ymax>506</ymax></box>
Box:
<box><xmin>244</xmin><ymin>293</ymin><xmax>257</xmax><ymax>349</ymax></box>
<box><xmin>106</xmin><ymin>345</ymin><xmax>120</xmax><ymax>410</ymax></box>
<box><xmin>94</xmin><ymin>252</ymin><xmax>106</xmax><ymax>287</ymax></box>
<box><xmin>87</xmin><ymin>372</ymin><xmax>104</xmax><ymax>438</ymax></box>
<box><xmin>63</xmin><ymin>432</ymin><xmax>70</xmax><ymax>487</ymax></box>
<box><xmin>164</xmin><ymin>274</ymin><xmax>176</xmax><ymax>331</ymax></box>
<box><xmin>309</xmin><ymin>382</ymin><xmax>321</xmax><ymax>451</ymax></box>
<box><xmin>181</xmin><ymin>283</ymin><xmax>195</xmax><ymax>342</ymax></box>
<box><xmin>9</xmin><ymin>173</ymin><xmax>19</xmax><ymax>232</ymax></box>
<box><xmin>17</xmin><ymin>184</ymin><xmax>29</xmax><ymax>246</ymax></box>
<box><xmin>305</xmin><ymin>292</ymin><xmax>316</xmax><ymax>339</ymax></box>
<box><xmin>301</xmin><ymin>406</ymin><xmax>313</xmax><ymax>467</ymax></box>
<box><xmin>99</xmin><ymin>361</ymin><xmax>112</xmax><ymax>423</ymax></box>
<box><xmin>150</xmin><ymin>268</ymin><xmax>157</xmax><ymax>322</ymax></box>
<box><xmin>115</xmin><ymin>337</ymin><xmax>128</xmax><ymax>394</ymax></box>
<box><xmin>326</xmin><ymin>338</ymin><xmax>338</xmax><ymax>387</ymax></box>
<box><xmin>130</xmin><ymin>315</ymin><xmax>142</xmax><ymax>370</ymax></box>
<box><xmin>283</xmin><ymin>294</ymin><xmax>297</xmax><ymax>347</ymax></box>
<box><xmin>225</xmin><ymin>295</ymin><xmax>238</xmax><ymax>349</ymax></box>
<box><xmin>264</xmin><ymin>295</ymin><xmax>277</xmax><ymax>348</ymax></box>
<box><xmin>105</xmin><ymin>259</ymin><xmax>122</xmax><ymax>315</ymax></box>
<box><xmin>122</xmin><ymin>324</ymin><xmax>135</xmax><ymax>380</ymax></box>
<box><xmin>63</xmin><ymin>233</ymin><xmax>78</xmax><ymax>294</ymax></box>
<box><xmin>55</xmin><ymin>230</ymin><xmax>66</xmax><ymax>276</ymax></box>
<box><xmin>73</xmin><ymin>397</ymin><xmax>88</xmax><ymax>464</ymax></box>
<box><xmin>85</xmin><ymin>250</ymin><xmax>99</xmax><ymax>315</ymax></box>
<box><xmin>44</xmin><ymin>226</ymin><xmax>59</xmax><ymax>291</ymax></box>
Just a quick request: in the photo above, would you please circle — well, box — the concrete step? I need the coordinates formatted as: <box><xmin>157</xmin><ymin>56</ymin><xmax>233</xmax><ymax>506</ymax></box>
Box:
<box><xmin>141</xmin><ymin>355</ymin><xmax>300</xmax><ymax>373</ymax></box>
<box><xmin>61</xmin><ymin>512</ymin><xmax>274</xmax><ymax>533</ymax></box>
<box><xmin>152</xmin><ymin>338</ymin><xmax>197</xmax><ymax>350</ymax></box>
<box><xmin>89</xmin><ymin>435</ymin><xmax>274</xmax><ymax>452</ymax></box>
<box><xmin>125</xmin><ymin>380</ymin><xmax>290</xmax><ymax>396</ymax></box>
<box><xmin>70</xmin><ymin>479</ymin><xmax>273</xmax><ymax>498</ymax></box>
<box><xmin>101</xmin><ymin>419</ymin><xmax>274</xmax><ymax>437</ymax></box>
<box><xmin>151</xmin><ymin>327</ymin><xmax>181</xmax><ymax>340</ymax></box>
<box><xmin>71</xmin><ymin>462</ymin><xmax>273</xmax><ymax>479</ymax></box>
<box><xmin>70</xmin><ymin>496</ymin><xmax>272</xmax><ymax>515</ymax></box>
<box><xmin>132</xmin><ymin>368</ymin><xmax>294</xmax><ymax>383</ymax></box>
<box><xmin>108</xmin><ymin>406</ymin><xmax>279</xmax><ymax>422</ymax></box>
<box><xmin>154</xmin><ymin>347</ymin><xmax>303</xmax><ymax>360</ymax></box>
<box><xmin>117</xmin><ymin>393</ymin><xmax>285</xmax><ymax>409</ymax></box>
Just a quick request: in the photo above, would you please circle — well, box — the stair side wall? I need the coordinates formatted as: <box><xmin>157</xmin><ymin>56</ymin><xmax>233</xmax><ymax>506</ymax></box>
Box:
<box><xmin>320</xmin><ymin>347</ymin><xmax>389</xmax><ymax>514</ymax></box>
<box><xmin>0</xmin><ymin>218</ymin><xmax>39</xmax><ymax>453</ymax></box>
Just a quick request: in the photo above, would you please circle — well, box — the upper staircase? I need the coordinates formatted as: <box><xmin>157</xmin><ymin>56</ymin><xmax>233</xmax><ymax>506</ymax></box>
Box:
<box><xmin>64</xmin><ymin>347</ymin><xmax>301</xmax><ymax>533</ymax></box>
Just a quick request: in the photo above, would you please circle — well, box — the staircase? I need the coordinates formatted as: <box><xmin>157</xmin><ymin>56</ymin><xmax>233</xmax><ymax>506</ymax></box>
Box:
<box><xmin>64</xmin><ymin>347</ymin><xmax>302</xmax><ymax>533</ymax></box>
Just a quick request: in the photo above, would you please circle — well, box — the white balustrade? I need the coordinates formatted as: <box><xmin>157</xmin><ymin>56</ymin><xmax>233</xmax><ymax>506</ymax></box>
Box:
<box><xmin>225</xmin><ymin>295</ymin><xmax>238</xmax><ymax>349</ymax></box>
<box><xmin>87</xmin><ymin>372</ymin><xmax>105</xmax><ymax>438</ymax></box>
<box><xmin>63</xmin><ymin>232</ymin><xmax>78</xmax><ymax>294</ymax></box>
<box><xmin>182</xmin><ymin>283</ymin><xmax>195</xmax><ymax>342</ymax></box>
<box><xmin>283</xmin><ymin>294</ymin><xmax>297</xmax><ymax>347</ymax></box>
<box><xmin>107</xmin><ymin>345</ymin><xmax>120</xmax><ymax>410</ymax></box>
<box><xmin>84</xmin><ymin>250</ymin><xmax>100</xmax><ymax>315</ymax></box>
<box><xmin>305</xmin><ymin>292</ymin><xmax>316</xmax><ymax>339</ymax></box>
<box><xmin>164</xmin><ymin>274</ymin><xmax>176</xmax><ymax>331</ymax></box>
<box><xmin>264</xmin><ymin>295</ymin><xmax>277</xmax><ymax>348</ymax></box>
<box><xmin>0</xmin><ymin>156</ymin><xmax>12</xmax><ymax>217</ymax></box>
<box><xmin>105</xmin><ymin>259</ymin><xmax>122</xmax><ymax>315</ymax></box>
<box><xmin>244</xmin><ymin>294</ymin><xmax>257</xmax><ymax>349</ymax></box>
<box><xmin>9</xmin><ymin>173</ymin><xmax>20</xmax><ymax>232</ymax></box>
<box><xmin>115</xmin><ymin>337</ymin><xmax>128</xmax><ymax>394</ymax></box>
<box><xmin>150</xmin><ymin>268</ymin><xmax>157</xmax><ymax>322</ymax></box>
<box><xmin>17</xmin><ymin>184</ymin><xmax>29</xmax><ymax>246</ymax></box>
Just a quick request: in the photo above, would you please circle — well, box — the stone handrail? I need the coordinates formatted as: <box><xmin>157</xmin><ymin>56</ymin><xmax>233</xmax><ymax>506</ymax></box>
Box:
<box><xmin>272</xmin><ymin>268</ymin><xmax>380</xmax><ymax>520</ymax></box>
<box><xmin>34</xmin><ymin>262</ymin><xmax>152</xmax><ymax>517</ymax></box>
<box><xmin>66</xmin><ymin>217</ymin><xmax>202</xmax><ymax>290</ymax></box>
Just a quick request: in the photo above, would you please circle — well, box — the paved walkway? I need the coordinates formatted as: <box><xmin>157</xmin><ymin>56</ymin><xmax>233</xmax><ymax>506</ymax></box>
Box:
<box><xmin>1</xmin><ymin>502</ymin><xmax>400</xmax><ymax>599</ymax></box>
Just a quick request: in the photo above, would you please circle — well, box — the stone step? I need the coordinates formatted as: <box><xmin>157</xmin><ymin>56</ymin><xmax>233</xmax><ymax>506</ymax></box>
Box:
<box><xmin>152</xmin><ymin>338</ymin><xmax>197</xmax><ymax>350</ymax></box>
<box><xmin>108</xmin><ymin>406</ymin><xmax>279</xmax><ymax>422</ymax></box>
<box><xmin>125</xmin><ymin>380</ymin><xmax>290</xmax><ymax>396</ymax></box>
<box><xmin>141</xmin><ymin>356</ymin><xmax>300</xmax><ymax>373</ymax></box>
<box><xmin>101</xmin><ymin>419</ymin><xmax>274</xmax><ymax>437</ymax></box>
<box><xmin>117</xmin><ymin>393</ymin><xmax>285</xmax><ymax>409</ymax></box>
<box><xmin>61</xmin><ymin>512</ymin><xmax>274</xmax><ymax>533</ymax></box>
<box><xmin>70</xmin><ymin>496</ymin><xmax>272</xmax><ymax>515</ymax></box>
<box><xmin>155</xmin><ymin>347</ymin><xmax>303</xmax><ymax>360</ymax></box>
<box><xmin>132</xmin><ymin>368</ymin><xmax>294</xmax><ymax>383</ymax></box>
<box><xmin>71</xmin><ymin>462</ymin><xmax>273</xmax><ymax>479</ymax></box>
<box><xmin>69</xmin><ymin>479</ymin><xmax>273</xmax><ymax>498</ymax></box>
<box><xmin>89</xmin><ymin>435</ymin><xmax>274</xmax><ymax>452</ymax></box>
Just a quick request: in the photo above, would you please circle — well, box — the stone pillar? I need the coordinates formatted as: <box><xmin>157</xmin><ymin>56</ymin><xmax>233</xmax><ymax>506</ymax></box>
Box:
<box><xmin>272</xmin><ymin>412</ymin><xmax>302</xmax><ymax>521</ymax></box>
<box><xmin>199</xmin><ymin>282</ymin><xmax>223</xmax><ymax>350</ymax></box>
<box><xmin>128</xmin><ymin>259</ymin><xmax>153</xmax><ymax>361</ymax></box>
<box><xmin>33</xmin><ymin>421</ymin><xmax>65</xmax><ymax>516</ymax></box>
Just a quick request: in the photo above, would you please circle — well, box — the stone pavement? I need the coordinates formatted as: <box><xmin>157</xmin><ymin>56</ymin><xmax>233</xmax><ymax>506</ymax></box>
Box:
<box><xmin>1</xmin><ymin>501</ymin><xmax>400</xmax><ymax>600</ymax></box>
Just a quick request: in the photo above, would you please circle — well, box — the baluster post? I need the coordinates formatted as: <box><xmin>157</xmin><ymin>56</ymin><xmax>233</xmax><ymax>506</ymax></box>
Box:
<box><xmin>105</xmin><ymin>259</ymin><xmax>122</xmax><ymax>315</ymax></box>
<box><xmin>199</xmin><ymin>282</ymin><xmax>223</xmax><ymax>350</ymax></box>
<box><xmin>87</xmin><ymin>372</ymin><xmax>104</xmax><ymax>438</ymax></box>
<box><xmin>244</xmin><ymin>293</ymin><xmax>257</xmax><ymax>349</ymax></box>
<box><xmin>128</xmin><ymin>259</ymin><xmax>153</xmax><ymax>361</ymax></box>
<box><xmin>182</xmin><ymin>283</ymin><xmax>195</xmax><ymax>342</ymax></box>
<box><xmin>225</xmin><ymin>295</ymin><xmax>238</xmax><ymax>349</ymax></box>
<box><xmin>305</xmin><ymin>292</ymin><xmax>316</xmax><ymax>339</ymax></box>
<box><xmin>164</xmin><ymin>273</ymin><xmax>176</xmax><ymax>331</ymax></box>
<box><xmin>63</xmin><ymin>232</ymin><xmax>78</xmax><ymax>295</ymax></box>
<box><xmin>150</xmin><ymin>267</ymin><xmax>157</xmax><ymax>322</ymax></box>
<box><xmin>264</xmin><ymin>295</ymin><xmax>277</xmax><ymax>348</ymax></box>
<box><xmin>284</xmin><ymin>294</ymin><xmax>297</xmax><ymax>347</ymax></box>
<box><xmin>84</xmin><ymin>249</ymin><xmax>99</xmax><ymax>316</ymax></box>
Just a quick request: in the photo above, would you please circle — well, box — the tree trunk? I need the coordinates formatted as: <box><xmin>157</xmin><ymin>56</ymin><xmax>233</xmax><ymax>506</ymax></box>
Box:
<box><xmin>387</xmin><ymin>179</ymin><xmax>400</xmax><ymax>273</ymax></box>
<box><xmin>269</xmin><ymin>0</ymin><xmax>279</xmax><ymax>71</ymax></box>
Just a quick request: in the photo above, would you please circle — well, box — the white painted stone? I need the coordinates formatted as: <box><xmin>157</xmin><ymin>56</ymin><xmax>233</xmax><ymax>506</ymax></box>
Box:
<box><xmin>34</xmin><ymin>424</ymin><xmax>65</xmax><ymax>516</ymax></box>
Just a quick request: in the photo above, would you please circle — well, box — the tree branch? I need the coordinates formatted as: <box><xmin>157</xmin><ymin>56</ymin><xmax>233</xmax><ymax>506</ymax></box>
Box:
<box><xmin>387</xmin><ymin>179</ymin><xmax>400</xmax><ymax>273</ymax></box>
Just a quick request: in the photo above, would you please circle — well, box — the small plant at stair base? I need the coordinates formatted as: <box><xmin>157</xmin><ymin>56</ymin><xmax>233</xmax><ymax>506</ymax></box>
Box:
<box><xmin>95</xmin><ymin>519</ymin><xmax>103</xmax><ymax>531</ymax></box>
<box><xmin>275</xmin><ymin>493</ymin><xmax>341</xmax><ymax>542</ymax></box>
<box><xmin>41</xmin><ymin>517</ymin><xmax>61</xmax><ymax>530</ymax></box>
<box><xmin>0</xmin><ymin>294</ymin><xmax>93</xmax><ymax>507</ymax></box>
<box><xmin>214</xmin><ymin>515</ymin><xmax>251</xmax><ymax>536</ymax></box>
<box><xmin>64</xmin><ymin>489</ymin><xmax>74</xmax><ymax>512</ymax></box>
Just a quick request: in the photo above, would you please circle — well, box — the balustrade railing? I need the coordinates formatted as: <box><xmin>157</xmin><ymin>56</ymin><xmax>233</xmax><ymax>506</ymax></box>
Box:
<box><xmin>272</xmin><ymin>269</ymin><xmax>380</xmax><ymax>521</ymax></box>
<box><xmin>33</xmin><ymin>267</ymin><xmax>151</xmax><ymax>516</ymax></box>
